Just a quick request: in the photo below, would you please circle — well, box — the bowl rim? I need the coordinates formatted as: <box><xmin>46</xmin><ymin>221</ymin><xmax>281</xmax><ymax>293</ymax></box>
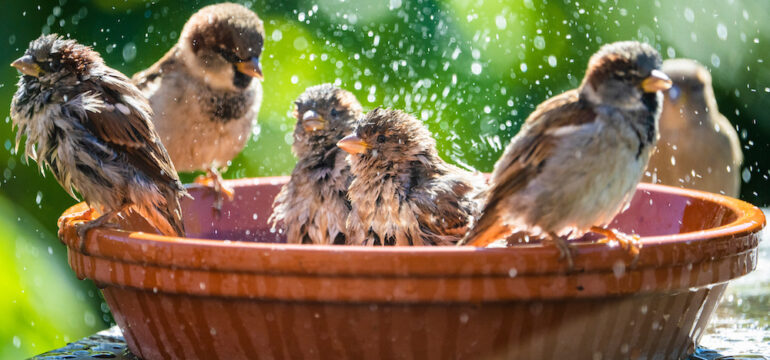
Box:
<box><xmin>59</xmin><ymin>178</ymin><xmax>765</xmax><ymax>277</ymax></box>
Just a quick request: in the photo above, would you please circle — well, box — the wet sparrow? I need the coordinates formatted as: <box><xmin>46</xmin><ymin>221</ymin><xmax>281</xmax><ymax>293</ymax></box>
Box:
<box><xmin>132</xmin><ymin>2</ymin><xmax>264</xmax><ymax>212</ymax></box>
<box><xmin>461</xmin><ymin>41</ymin><xmax>672</xmax><ymax>268</ymax></box>
<box><xmin>270</xmin><ymin>84</ymin><xmax>362</xmax><ymax>244</ymax></box>
<box><xmin>10</xmin><ymin>34</ymin><xmax>187</xmax><ymax>245</ymax></box>
<box><xmin>338</xmin><ymin>108</ymin><xmax>486</xmax><ymax>246</ymax></box>
<box><xmin>645</xmin><ymin>59</ymin><xmax>742</xmax><ymax>197</ymax></box>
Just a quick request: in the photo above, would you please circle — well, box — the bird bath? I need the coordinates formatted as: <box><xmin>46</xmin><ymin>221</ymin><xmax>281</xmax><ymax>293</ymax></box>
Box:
<box><xmin>58</xmin><ymin>176</ymin><xmax>765</xmax><ymax>360</ymax></box>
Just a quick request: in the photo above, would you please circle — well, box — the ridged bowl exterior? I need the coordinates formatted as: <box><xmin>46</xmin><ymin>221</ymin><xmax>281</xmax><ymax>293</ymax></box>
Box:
<box><xmin>58</xmin><ymin>177</ymin><xmax>765</xmax><ymax>360</ymax></box>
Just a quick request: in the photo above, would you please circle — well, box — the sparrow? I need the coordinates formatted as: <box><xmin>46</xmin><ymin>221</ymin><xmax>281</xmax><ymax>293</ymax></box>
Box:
<box><xmin>460</xmin><ymin>41</ymin><xmax>672</xmax><ymax>268</ymax></box>
<box><xmin>269</xmin><ymin>84</ymin><xmax>362</xmax><ymax>244</ymax></box>
<box><xmin>10</xmin><ymin>34</ymin><xmax>188</xmax><ymax>246</ymax></box>
<box><xmin>132</xmin><ymin>2</ymin><xmax>264</xmax><ymax>212</ymax></box>
<box><xmin>338</xmin><ymin>108</ymin><xmax>486</xmax><ymax>246</ymax></box>
<box><xmin>644</xmin><ymin>59</ymin><xmax>743</xmax><ymax>197</ymax></box>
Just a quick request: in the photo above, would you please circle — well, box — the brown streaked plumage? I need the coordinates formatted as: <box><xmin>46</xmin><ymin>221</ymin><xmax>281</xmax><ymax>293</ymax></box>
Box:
<box><xmin>269</xmin><ymin>84</ymin><xmax>362</xmax><ymax>244</ymax></box>
<box><xmin>10</xmin><ymin>34</ymin><xmax>187</xmax><ymax>242</ymax></box>
<box><xmin>339</xmin><ymin>108</ymin><xmax>486</xmax><ymax>246</ymax></box>
<box><xmin>645</xmin><ymin>59</ymin><xmax>743</xmax><ymax>197</ymax></box>
<box><xmin>461</xmin><ymin>41</ymin><xmax>671</xmax><ymax>268</ymax></box>
<box><xmin>132</xmin><ymin>3</ymin><xmax>264</xmax><ymax>212</ymax></box>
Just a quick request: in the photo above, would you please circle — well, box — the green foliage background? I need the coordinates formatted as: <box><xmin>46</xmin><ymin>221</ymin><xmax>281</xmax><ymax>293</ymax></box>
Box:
<box><xmin>0</xmin><ymin>0</ymin><xmax>767</xmax><ymax>358</ymax></box>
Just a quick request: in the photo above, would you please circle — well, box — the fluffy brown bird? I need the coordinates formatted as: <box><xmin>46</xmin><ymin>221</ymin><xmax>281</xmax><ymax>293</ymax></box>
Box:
<box><xmin>461</xmin><ymin>41</ymin><xmax>672</xmax><ymax>268</ymax></box>
<box><xmin>132</xmin><ymin>3</ymin><xmax>264</xmax><ymax>211</ymax></box>
<box><xmin>338</xmin><ymin>108</ymin><xmax>486</xmax><ymax>246</ymax></box>
<box><xmin>644</xmin><ymin>59</ymin><xmax>743</xmax><ymax>197</ymax></box>
<box><xmin>10</xmin><ymin>34</ymin><xmax>187</xmax><ymax>244</ymax></box>
<box><xmin>269</xmin><ymin>84</ymin><xmax>362</xmax><ymax>244</ymax></box>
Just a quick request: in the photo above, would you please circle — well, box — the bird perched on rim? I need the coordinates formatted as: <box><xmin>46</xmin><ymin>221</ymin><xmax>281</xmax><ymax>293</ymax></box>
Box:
<box><xmin>132</xmin><ymin>2</ymin><xmax>264</xmax><ymax>213</ymax></box>
<box><xmin>338</xmin><ymin>108</ymin><xmax>486</xmax><ymax>246</ymax></box>
<box><xmin>269</xmin><ymin>84</ymin><xmax>362</xmax><ymax>244</ymax></box>
<box><xmin>644</xmin><ymin>59</ymin><xmax>743</xmax><ymax>197</ymax></box>
<box><xmin>460</xmin><ymin>41</ymin><xmax>672</xmax><ymax>268</ymax></box>
<box><xmin>10</xmin><ymin>34</ymin><xmax>187</xmax><ymax>244</ymax></box>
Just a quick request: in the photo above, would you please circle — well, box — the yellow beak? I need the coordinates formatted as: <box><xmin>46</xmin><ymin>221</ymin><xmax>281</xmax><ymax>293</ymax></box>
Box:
<box><xmin>302</xmin><ymin>110</ymin><xmax>325</xmax><ymax>132</ymax></box>
<box><xmin>337</xmin><ymin>134</ymin><xmax>369</xmax><ymax>155</ymax></box>
<box><xmin>641</xmin><ymin>69</ymin><xmax>672</xmax><ymax>93</ymax></box>
<box><xmin>11</xmin><ymin>55</ymin><xmax>42</xmax><ymax>77</ymax></box>
<box><xmin>236</xmin><ymin>57</ymin><xmax>263</xmax><ymax>80</ymax></box>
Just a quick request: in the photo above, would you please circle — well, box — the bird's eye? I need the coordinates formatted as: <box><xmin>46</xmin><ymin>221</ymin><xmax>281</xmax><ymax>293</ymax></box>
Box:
<box><xmin>215</xmin><ymin>48</ymin><xmax>240</xmax><ymax>63</ymax></box>
<box><xmin>49</xmin><ymin>57</ymin><xmax>61</xmax><ymax>72</ymax></box>
<box><xmin>377</xmin><ymin>135</ymin><xmax>387</xmax><ymax>143</ymax></box>
<box><xmin>330</xmin><ymin>108</ymin><xmax>339</xmax><ymax>117</ymax></box>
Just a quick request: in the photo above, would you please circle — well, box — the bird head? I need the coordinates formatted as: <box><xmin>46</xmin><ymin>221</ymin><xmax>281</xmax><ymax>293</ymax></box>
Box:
<box><xmin>291</xmin><ymin>84</ymin><xmax>362</xmax><ymax>156</ymax></box>
<box><xmin>11</xmin><ymin>34</ymin><xmax>100</xmax><ymax>85</ymax></box>
<box><xmin>580</xmin><ymin>41</ymin><xmax>671</xmax><ymax>110</ymax></box>
<box><xmin>179</xmin><ymin>3</ymin><xmax>264</xmax><ymax>90</ymax></box>
<box><xmin>661</xmin><ymin>59</ymin><xmax>714</xmax><ymax>109</ymax></box>
<box><xmin>338</xmin><ymin>108</ymin><xmax>438</xmax><ymax>170</ymax></box>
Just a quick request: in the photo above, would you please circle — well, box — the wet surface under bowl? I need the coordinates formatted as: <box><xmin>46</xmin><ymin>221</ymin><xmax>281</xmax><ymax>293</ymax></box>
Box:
<box><xmin>57</xmin><ymin>177</ymin><xmax>765</xmax><ymax>360</ymax></box>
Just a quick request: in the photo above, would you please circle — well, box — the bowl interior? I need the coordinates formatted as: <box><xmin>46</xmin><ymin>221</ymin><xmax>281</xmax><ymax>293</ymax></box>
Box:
<box><xmin>177</xmin><ymin>177</ymin><xmax>740</xmax><ymax>244</ymax></box>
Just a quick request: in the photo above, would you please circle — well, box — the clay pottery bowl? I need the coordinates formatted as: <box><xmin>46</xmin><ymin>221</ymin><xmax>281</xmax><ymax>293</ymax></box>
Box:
<box><xmin>58</xmin><ymin>177</ymin><xmax>765</xmax><ymax>360</ymax></box>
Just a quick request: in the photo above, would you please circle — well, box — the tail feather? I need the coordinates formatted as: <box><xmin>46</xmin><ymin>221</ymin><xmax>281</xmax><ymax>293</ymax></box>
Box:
<box><xmin>139</xmin><ymin>186</ymin><xmax>187</xmax><ymax>237</ymax></box>
<box><xmin>459</xmin><ymin>211</ymin><xmax>511</xmax><ymax>247</ymax></box>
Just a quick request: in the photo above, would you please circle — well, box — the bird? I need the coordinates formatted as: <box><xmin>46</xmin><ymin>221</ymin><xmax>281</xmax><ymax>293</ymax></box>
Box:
<box><xmin>132</xmin><ymin>2</ymin><xmax>264</xmax><ymax>213</ymax></box>
<box><xmin>644</xmin><ymin>59</ymin><xmax>743</xmax><ymax>197</ymax></box>
<box><xmin>460</xmin><ymin>41</ymin><xmax>672</xmax><ymax>268</ymax></box>
<box><xmin>269</xmin><ymin>84</ymin><xmax>362</xmax><ymax>245</ymax></box>
<box><xmin>10</xmin><ymin>34</ymin><xmax>188</xmax><ymax>247</ymax></box>
<box><xmin>337</xmin><ymin>107</ymin><xmax>486</xmax><ymax>246</ymax></box>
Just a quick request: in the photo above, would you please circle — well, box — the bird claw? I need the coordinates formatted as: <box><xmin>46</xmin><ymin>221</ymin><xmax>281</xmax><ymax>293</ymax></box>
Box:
<box><xmin>194</xmin><ymin>169</ymin><xmax>235</xmax><ymax>218</ymax></box>
<box><xmin>548</xmin><ymin>234</ymin><xmax>576</xmax><ymax>270</ymax></box>
<box><xmin>58</xmin><ymin>207</ymin><xmax>97</xmax><ymax>229</ymax></box>
<box><xmin>593</xmin><ymin>227</ymin><xmax>642</xmax><ymax>266</ymax></box>
<box><xmin>74</xmin><ymin>219</ymin><xmax>118</xmax><ymax>254</ymax></box>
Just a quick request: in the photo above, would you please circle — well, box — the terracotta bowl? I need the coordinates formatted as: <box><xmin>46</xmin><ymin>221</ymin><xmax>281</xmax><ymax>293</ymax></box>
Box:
<box><xmin>58</xmin><ymin>177</ymin><xmax>765</xmax><ymax>360</ymax></box>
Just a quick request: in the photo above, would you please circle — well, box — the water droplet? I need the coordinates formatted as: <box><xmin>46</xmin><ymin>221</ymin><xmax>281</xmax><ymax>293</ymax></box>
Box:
<box><xmin>716</xmin><ymin>23</ymin><xmax>728</xmax><ymax>40</ymax></box>
<box><xmin>122</xmin><ymin>42</ymin><xmax>136</xmax><ymax>62</ymax></box>
<box><xmin>547</xmin><ymin>56</ymin><xmax>557</xmax><ymax>67</ymax></box>
<box><xmin>471</xmin><ymin>62</ymin><xmax>482</xmax><ymax>75</ymax></box>
<box><xmin>271</xmin><ymin>29</ymin><xmax>282</xmax><ymax>42</ymax></box>
<box><xmin>742</xmin><ymin>168</ymin><xmax>751</xmax><ymax>183</ymax></box>
<box><xmin>495</xmin><ymin>15</ymin><xmax>507</xmax><ymax>30</ymax></box>
<box><xmin>293</xmin><ymin>36</ymin><xmax>308</xmax><ymax>51</ymax></box>
<box><xmin>533</xmin><ymin>36</ymin><xmax>546</xmax><ymax>50</ymax></box>
<box><xmin>683</xmin><ymin>8</ymin><xmax>695</xmax><ymax>23</ymax></box>
<box><xmin>710</xmin><ymin>54</ymin><xmax>720</xmax><ymax>68</ymax></box>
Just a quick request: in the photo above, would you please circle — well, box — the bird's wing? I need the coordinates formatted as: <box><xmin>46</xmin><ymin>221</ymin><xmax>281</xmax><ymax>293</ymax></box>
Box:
<box><xmin>82</xmin><ymin>69</ymin><xmax>180</xmax><ymax>187</ymax></box>
<box><xmin>131</xmin><ymin>47</ymin><xmax>178</xmax><ymax>91</ymax></box>
<box><xmin>463</xmin><ymin>89</ymin><xmax>596</xmax><ymax>246</ymax></box>
<box><xmin>410</xmin><ymin>169</ymin><xmax>484</xmax><ymax>245</ymax></box>
<box><xmin>77</xmin><ymin>69</ymin><xmax>186</xmax><ymax>236</ymax></box>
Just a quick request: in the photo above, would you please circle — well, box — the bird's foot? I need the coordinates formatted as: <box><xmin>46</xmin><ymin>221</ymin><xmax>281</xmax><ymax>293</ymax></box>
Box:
<box><xmin>74</xmin><ymin>209</ymin><xmax>122</xmax><ymax>254</ymax></box>
<box><xmin>548</xmin><ymin>233</ymin><xmax>576</xmax><ymax>270</ymax></box>
<box><xmin>58</xmin><ymin>207</ymin><xmax>97</xmax><ymax>229</ymax></box>
<box><xmin>194</xmin><ymin>168</ymin><xmax>235</xmax><ymax>217</ymax></box>
<box><xmin>592</xmin><ymin>226</ymin><xmax>642</xmax><ymax>266</ymax></box>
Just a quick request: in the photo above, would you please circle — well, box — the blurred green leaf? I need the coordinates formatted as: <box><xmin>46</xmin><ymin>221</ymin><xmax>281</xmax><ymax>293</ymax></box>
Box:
<box><xmin>0</xmin><ymin>194</ymin><xmax>100</xmax><ymax>359</ymax></box>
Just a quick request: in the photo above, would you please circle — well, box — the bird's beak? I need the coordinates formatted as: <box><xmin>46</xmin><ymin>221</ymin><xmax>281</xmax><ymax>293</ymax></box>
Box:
<box><xmin>236</xmin><ymin>57</ymin><xmax>263</xmax><ymax>80</ymax></box>
<box><xmin>302</xmin><ymin>110</ymin><xmax>325</xmax><ymax>132</ymax></box>
<box><xmin>641</xmin><ymin>69</ymin><xmax>672</xmax><ymax>93</ymax></box>
<box><xmin>11</xmin><ymin>55</ymin><xmax>42</xmax><ymax>77</ymax></box>
<box><xmin>337</xmin><ymin>134</ymin><xmax>369</xmax><ymax>155</ymax></box>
